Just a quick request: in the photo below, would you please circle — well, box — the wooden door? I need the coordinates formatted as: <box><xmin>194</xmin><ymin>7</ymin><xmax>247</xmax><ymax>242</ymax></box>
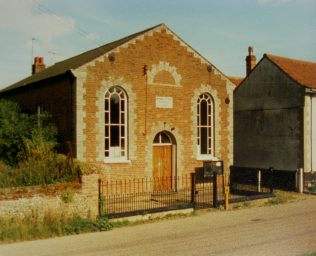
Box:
<box><xmin>153</xmin><ymin>145</ymin><xmax>172</xmax><ymax>190</ymax></box>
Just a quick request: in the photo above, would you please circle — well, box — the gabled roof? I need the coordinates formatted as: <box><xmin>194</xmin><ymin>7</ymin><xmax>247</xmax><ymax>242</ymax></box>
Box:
<box><xmin>0</xmin><ymin>24</ymin><xmax>162</xmax><ymax>93</ymax></box>
<box><xmin>1</xmin><ymin>23</ymin><xmax>232</xmax><ymax>94</ymax></box>
<box><xmin>265</xmin><ymin>54</ymin><xmax>316</xmax><ymax>89</ymax></box>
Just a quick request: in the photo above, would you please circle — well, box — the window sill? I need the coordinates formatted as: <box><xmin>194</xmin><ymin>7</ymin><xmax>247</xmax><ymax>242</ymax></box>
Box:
<box><xmin>196</xmin><ymin>155</ymin><xmax>218</xmax><ymax>161</ymax></box>
<box><xmin>104</xmin><ymin>158</ymin><xmax>131</xmax><ymax>164</ymax></box>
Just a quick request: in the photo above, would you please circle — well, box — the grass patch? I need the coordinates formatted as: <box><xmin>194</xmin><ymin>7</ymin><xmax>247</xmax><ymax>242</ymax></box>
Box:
<box><xmin>0</xmin><ymin>214</ymin><xmax>112</xmax><ymax>244</ymax></box>
<box><xmin>228</xmin><ymin>190</ymin><xmax>311</xmax><ymax>210</ymax></box>
<box><xmin>300</xmin><ymin>252</ymin><xmax>316</xmax><ymax>256</ymax></box>
<box><xmin>308</xmin><ymin>184</ymin><xmax>316</xmax><ymax>193</ymax></box>
<box><xmin>266</xmin><ymin>190</ymin><xmax>303</xmax><ymax>205</ymax></box>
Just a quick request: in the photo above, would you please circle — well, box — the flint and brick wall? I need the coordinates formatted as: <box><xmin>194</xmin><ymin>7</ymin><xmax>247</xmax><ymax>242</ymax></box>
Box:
<box><xmin>0</xmin><ymin>174</ymin><xmax>99</xmax><ymax>220</ymax></box>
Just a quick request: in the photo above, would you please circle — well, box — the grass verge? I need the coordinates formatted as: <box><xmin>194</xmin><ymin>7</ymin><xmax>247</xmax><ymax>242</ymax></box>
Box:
<box><xmin>1</xmin><ymin>190</ymin><xmax>312</xmax><ymax>244</ymax></box>
<box><xmin>0</xmin><ymin>214</ymin><xmax>112</xmax><ymax>244</ymax></box>
<box><xmin>228</xmin><ymin>190</ymin><xmax>311</xmax><ymax>210</ymax></box>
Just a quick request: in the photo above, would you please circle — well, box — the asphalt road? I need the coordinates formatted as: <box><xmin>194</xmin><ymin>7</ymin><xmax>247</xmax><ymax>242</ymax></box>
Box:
<box><xmin>1</xmin><ymin>197</ymin><xmax>316</xmax><ymax>256</ymax></box>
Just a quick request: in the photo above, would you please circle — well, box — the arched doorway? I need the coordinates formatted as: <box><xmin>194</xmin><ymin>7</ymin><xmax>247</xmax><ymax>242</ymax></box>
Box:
<box><xmin>152</xmin><ymin>131</ymin><xmax>176</xmax><ymax>190</ymax></box>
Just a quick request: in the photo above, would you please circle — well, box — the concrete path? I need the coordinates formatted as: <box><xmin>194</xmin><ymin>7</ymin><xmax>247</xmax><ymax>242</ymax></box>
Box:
<box><xmin>1</xmin><ymin>197</ymin><xmax>316</xmax><ymax>256</ymax></box>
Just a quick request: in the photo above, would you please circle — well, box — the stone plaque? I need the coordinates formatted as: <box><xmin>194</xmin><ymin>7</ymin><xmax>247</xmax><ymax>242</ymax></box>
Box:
<box><xmin>156</xmin><ymin>96</ymin><xmax>173</xmax><ymax>109</ymax></box>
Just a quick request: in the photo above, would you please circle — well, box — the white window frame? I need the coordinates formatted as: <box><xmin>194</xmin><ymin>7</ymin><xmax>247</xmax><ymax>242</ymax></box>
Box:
<box><xmin>197</xmin><ymin>93</ymin><xmax>215</xmax><ymax>160</ymax></box>
<box><xmin>153</xmin><ymin>132</ymin><xmax>172</xmax><ymax>146</ymax></box>
<box><xmin>104</xmin><ymin>86</ymin><xmax>128</xmax><ymax>163</ymax></box>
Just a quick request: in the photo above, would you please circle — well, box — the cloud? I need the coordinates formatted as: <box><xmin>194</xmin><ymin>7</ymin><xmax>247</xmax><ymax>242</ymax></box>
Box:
<box><xmin>0</xmin><ymin>0</ymin><xmax>75</xmax><ymax>48</ymax></box>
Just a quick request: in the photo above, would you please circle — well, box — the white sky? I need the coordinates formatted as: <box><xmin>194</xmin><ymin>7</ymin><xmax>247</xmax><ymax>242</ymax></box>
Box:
<box><xmin>0</xmin><ymin>0</ymin><xmax>315</xmax><ymax>89</ymax></box>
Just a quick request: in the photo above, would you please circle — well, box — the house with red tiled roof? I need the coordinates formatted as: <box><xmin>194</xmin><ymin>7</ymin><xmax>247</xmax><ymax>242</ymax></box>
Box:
<box><xmin>234</xmin><ymin>50</ymin><xmax>316</xmax><ymax>190</ymax></box>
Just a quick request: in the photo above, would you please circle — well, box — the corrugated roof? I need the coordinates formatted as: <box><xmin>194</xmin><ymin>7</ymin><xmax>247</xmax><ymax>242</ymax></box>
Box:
<box><xmin>265</xmin><ymin>54</ymin><xmax>316</xmax><ymax>89</ymax></box>
<box><xmin>0</xmin><ymin>24</ymin><xmax>163</xmax><ymax>93</ymax></box>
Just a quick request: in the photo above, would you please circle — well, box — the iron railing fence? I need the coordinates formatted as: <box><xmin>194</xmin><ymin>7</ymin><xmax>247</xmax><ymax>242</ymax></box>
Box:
<box><xmin>99</xmin><ymin>176</ymin><xmax>194</xmax><ymax>218</ymax></box>
<box><xmin>193</xmin><ymin>173</ymin><xmax>225</xmax><ymax>209</ymax></box>
<box><xmin>99</xmin><ymin>169</ymin><xmax>275</xmax><ymax>219</ymax></box>
<box><xmin>229</xmin><ymin>166</ymin><xmax>274</xmax><ymax>200</ymax></box>
<box><xmin>99</xmin><ymin>174</ymin><xmax>225</xmax><ymax>218</ymax></box>
<box><xmin>304</xmin><ymin>172</ymin><xmax>316</xmax><ymax>193</ymax></box>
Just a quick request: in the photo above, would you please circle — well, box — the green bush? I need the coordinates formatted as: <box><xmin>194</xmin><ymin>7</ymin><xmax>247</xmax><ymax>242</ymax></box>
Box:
<box><xmin>0</xmin><ymin>99</ymin><xmax>58</xmax><ymax>166</ymax></box>
<box><xmin>0</xmin><ymin>100</ymin><xmax>85</xmax><ymax>187</ymax></box>
<box><xmin>62</xmin><ymin>217</ymin><xmax>112</xmax><ymax>235</ymax></box>
<box><xmin>0</xmin><ymin>100</ymin><xmax>34</xmax><ymax>166</ymax></box>
<box><xmin>0</xmin><ymin>154</ymin><xmax>82</xmax><ymax>188</ymax></box>
<box><xmin>95</xmin><ymin>216</ymin><xmax>113</xmax><ymax>231</ymax></box>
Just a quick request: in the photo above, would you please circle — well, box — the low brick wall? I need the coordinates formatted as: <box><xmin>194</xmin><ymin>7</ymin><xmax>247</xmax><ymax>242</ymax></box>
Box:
<box><xmin>0</xmin><ymin>174</ymin><xmax>100</xmax><ymax>220</ymax></box>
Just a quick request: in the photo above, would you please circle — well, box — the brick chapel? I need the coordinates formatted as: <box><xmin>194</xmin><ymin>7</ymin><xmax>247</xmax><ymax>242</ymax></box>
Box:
<box><xmin>0</xmin><ymin>24</ymin><xmax>235</xmax><ymax>182</ymax></box>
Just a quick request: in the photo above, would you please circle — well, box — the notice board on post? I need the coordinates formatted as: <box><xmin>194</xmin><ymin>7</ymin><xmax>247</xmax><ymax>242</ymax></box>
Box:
<box><xmin>203</xmin><ymin>160</ymin><xmax>224</xmax><ymax>178</ymax></box>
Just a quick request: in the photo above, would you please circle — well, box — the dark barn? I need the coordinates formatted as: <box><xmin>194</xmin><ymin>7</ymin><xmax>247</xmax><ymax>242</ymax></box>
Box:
<box><xmin>234</xmin><ymin>49</ymin><xmax>316</xmax><ymax>191</ymax></box>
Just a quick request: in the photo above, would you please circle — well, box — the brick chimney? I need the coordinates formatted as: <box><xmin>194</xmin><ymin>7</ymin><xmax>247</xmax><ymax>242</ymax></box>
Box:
<box><xmin>32</xmin><ymin>57</ymin><xmax>46</xmax><ymax>74</ymax></box>
<box><xmin>245</xmin><ymin>46</ymin><xmax>256</xmax><ymax>76</ymax></box>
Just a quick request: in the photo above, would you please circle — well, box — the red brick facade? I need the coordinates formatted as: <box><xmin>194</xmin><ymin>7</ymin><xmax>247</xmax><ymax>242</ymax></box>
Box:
<box><xmin>73</xmin><ymin>25</ymin><xmax>234</xmax><ymax>181</ymax></box>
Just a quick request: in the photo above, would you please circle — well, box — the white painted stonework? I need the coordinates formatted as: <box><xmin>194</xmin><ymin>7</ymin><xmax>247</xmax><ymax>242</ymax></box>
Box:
<box><xmin>304</xmin><ymin>95</ymin><xmax>316</xmax><ymax>172</ymax></box>
<box><xmin>312</xmin><ymin>96</ymin><xmax>316</xmax><ymax>172</ymax></box>
<box><xmin>72</xmin><ymin>67</ymin><xmax>87</xmax><ymax>161</ymax></box>
<box><xmin>225</xmin><ymin>80</ymin><xmax>235</xmax><ymax>172</ymax></box>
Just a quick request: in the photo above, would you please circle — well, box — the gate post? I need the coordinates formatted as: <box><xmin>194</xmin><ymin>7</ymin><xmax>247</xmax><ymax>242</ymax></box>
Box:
<box><xmin>213</xmin><ymin>173</ymin><xmax>218</xmax><ymax>208</ymax></box>
<box><xmin>269</xmin><ymin>167</ymin><xmax>274</xmax><ymax>194</ymax></box>
<box><xmin>191</xmin><ymin>173</ymin><xmax>196</xmax><ymax>206</ymax></box>
<box><xmin>98</xmin><ymin>179</ymin><xmax>102</xmax><ymax>216</ymax></box>
<box><xmin>257</xmin><ymin>170</ymin><xmax>261</xmax><ymax>193</ymax></box>
<box><xmin>297</xmin><ymin>168</ymin><xmax>304</xmax><ymax>193</ymax></box>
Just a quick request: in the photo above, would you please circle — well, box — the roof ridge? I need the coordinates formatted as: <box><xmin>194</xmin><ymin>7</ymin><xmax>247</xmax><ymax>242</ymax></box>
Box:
<box><xmin>264</xmin><ymin>53</ymin><xmax>316</xmax><ymax>89</ymax></box>
<box><xmin>55</xmin><ymin>23</ymin><xmax>164</xmax><ymax>67</ymax></box>
<box><xmin>264</xmin><ymin>53</ymin><xmax>316</xmax><ymax>65</ymax></box>
<box><xmin>0</xmin><ymin>23</ymin><xmax>165</xmax><ymax>93</ymax></box>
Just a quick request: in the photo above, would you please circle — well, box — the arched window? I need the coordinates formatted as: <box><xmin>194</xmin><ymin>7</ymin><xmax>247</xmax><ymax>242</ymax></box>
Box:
<box><xmin>104</xmin><ymin>87</ymin><xmax>127</xmax><ymax>160</ymax></box>
<box><xmin>153</xmin><ymin>132</ymin><xmax>172</xmax><ymax>145</ymax></box>
<box><xmin>197</xmin><ymin>93</ymin><xmax>214</xmax><ymax>157</ymax></box>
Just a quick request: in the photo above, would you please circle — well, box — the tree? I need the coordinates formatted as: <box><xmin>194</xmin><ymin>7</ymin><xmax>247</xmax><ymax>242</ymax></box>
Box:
<box><xmin>0</xmin><ymin>100</ymin><xmax>33</xmax><ymax>165</ymax></box>
<box><xmin>0</xmin><ymin>99</ymin><xmax>57</xmax><ymax>166</ymax></box>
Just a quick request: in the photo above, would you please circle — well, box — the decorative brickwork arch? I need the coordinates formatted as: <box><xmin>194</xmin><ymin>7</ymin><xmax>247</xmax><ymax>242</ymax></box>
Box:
<box><xmin>147</xmin><ymin>61</ymin><xmax>182</xmax><ymax>86</ymax></box>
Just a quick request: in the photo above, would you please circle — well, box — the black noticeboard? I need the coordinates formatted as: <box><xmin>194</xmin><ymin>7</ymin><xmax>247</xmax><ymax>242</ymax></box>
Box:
<box><xmin>203</xmin><ymin>160</ymin><xmax>224</xmax><ymax>178</ymax></box>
